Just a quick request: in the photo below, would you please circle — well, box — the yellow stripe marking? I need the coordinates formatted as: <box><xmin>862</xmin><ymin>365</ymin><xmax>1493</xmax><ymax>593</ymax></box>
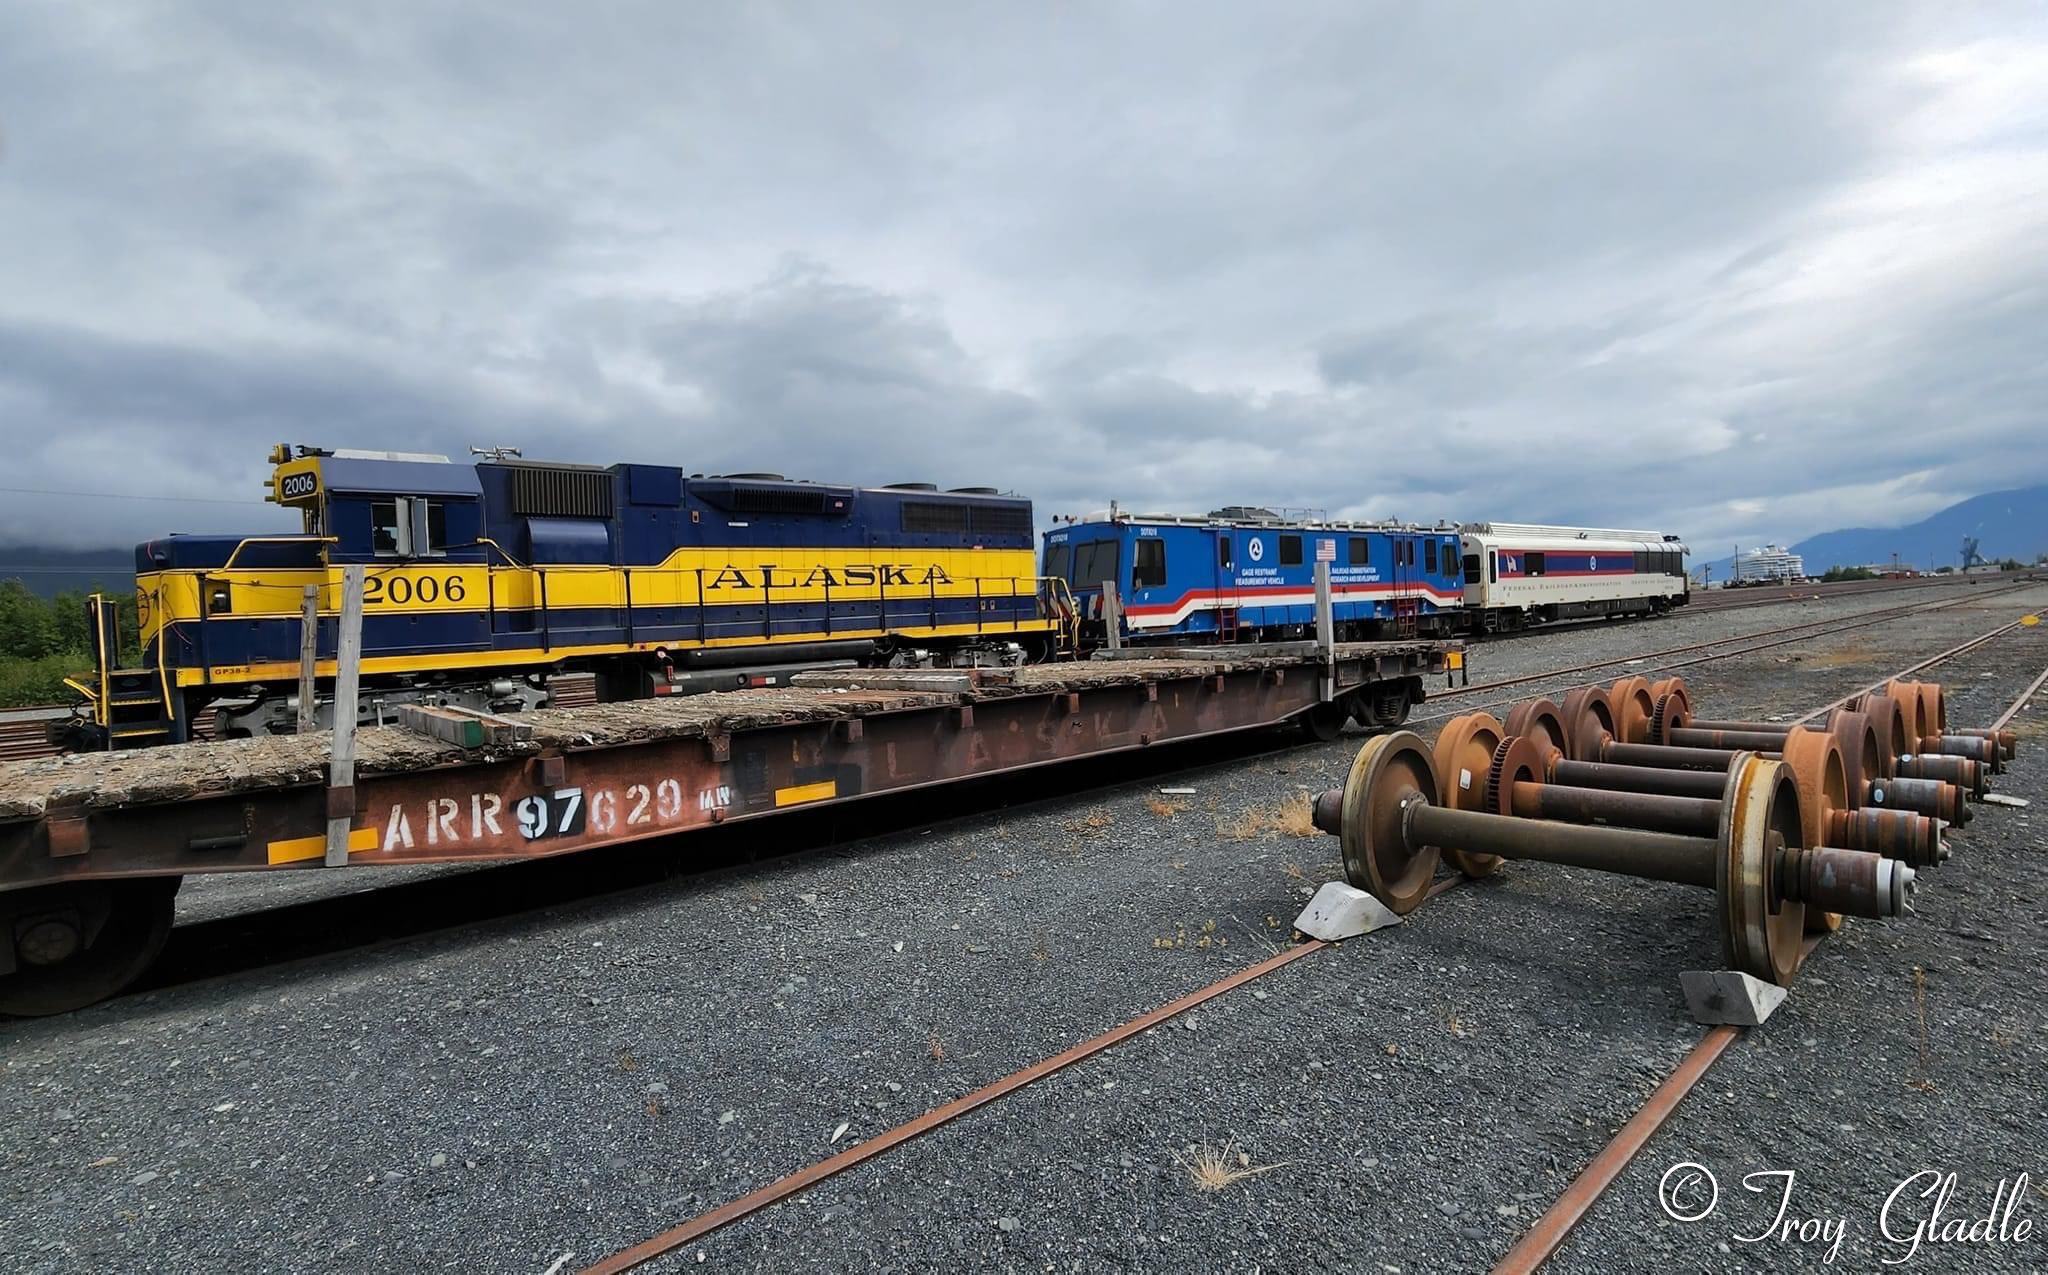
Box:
<box><xmin>267</xmin><ymin>826</ymin><xmax>379</xmax><ymax>865</ymax></box>
<box><xmin>774</xmin><ymin>780</ymin><xmax>838</xmax><ymax>807</ymax></box>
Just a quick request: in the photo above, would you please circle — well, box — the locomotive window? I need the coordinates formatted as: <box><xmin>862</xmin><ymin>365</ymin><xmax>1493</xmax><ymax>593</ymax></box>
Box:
<box><xmin>1462</xmin><ymin>553</ymin><xmax>1481</xmax><ymax>584</ymax></box>
<box><xmin>1280</xmin><ymin>535</ymin><xmax>1303</xmax><ymax>566</ymax></box>
<box><xmin>1132</xmin><ymin>538</ymin><xmax>1167</xmax><ymax>591</ymax></box>
<box><xmin>1525</xmin><ymin>552</ymin><xmax>1547</xmax><ymax>577</ymax></box>
<box><xmin>1424</xmin><ymin>539</ymin><xmax>1438</xmax><ymax>573</ymax></box>
<box><xmin>1045</xmin><ymin>542</ymin><xmax>1072</xmax><ymax>583</ymax></box>
<box><xmin>371</xmin><ymin>498</ymin><xmax>413</xmax><ymax>556</ymax></box>
<box><xmin>1074</xmin><ymin>539</ymin><xmax>1120</xmax><ymax>591</ymax></box>
<box><xmin>1349</xmin><ymin>538</ymin><xmax>1368</xmax><ymax>566</ymax></box>
<box><xmin>424</xmin><ymin>501</ymin><xmax>449</xmax><ymax>556</ymax></box>
<box><xmin>1219</xmin><ymin>536</ymin><xmax>1233</xmax><ymax>569</ymax></box>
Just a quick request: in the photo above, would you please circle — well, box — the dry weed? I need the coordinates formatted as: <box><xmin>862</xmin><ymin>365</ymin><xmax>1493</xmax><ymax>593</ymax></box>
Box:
<box><xmin>1174</xmin><ymin>1141</ymin><xmax>1290</xmax><ymax>1193</ymax></box>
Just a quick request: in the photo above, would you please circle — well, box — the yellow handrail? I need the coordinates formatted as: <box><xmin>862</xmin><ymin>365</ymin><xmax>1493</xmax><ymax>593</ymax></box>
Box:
<box><xmin>221</xmin><ymin>534</ymin><xmax>337</xmax><ymax>571</ymax></box>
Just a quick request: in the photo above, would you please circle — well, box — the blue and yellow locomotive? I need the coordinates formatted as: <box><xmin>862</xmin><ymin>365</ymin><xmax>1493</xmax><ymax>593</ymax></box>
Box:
<box><xmin>1042</xmin><ymin>507</ymin><xmax>1464</xmax><ymax>645</ymax></box>
<box><xmin>69</xmin><ymin>446</ymin><xmax>1056</xmax><ymax>746</ymax></box>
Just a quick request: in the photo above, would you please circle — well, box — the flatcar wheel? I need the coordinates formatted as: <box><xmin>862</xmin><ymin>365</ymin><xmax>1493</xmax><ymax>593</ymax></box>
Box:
<box><xmin>1715</xmin><ymin>756</ymin><xmax>1808</xmax><ymax>985</ymax></box>
<box><xmin>1335</xmin><ymin>732</ymin><xmax>1442</xmax><ymax>914</ymax></box>
<box><xmin>1299</xmin><ymin>701</ymin><xmax>1348</xmax><ymax>742</ymax></box>
<box><xmin>1431</xmin><ymin>713</ymin><xmax>1505</xmax><ymax>878</ymax></box>
<box><xmin>0</xmin><ymin>877</ymin><xmax>180</xmax><ymax>1017</ymax></box>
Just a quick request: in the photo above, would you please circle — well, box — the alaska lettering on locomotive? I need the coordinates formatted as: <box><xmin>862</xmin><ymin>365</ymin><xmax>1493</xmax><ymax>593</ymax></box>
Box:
<box><xmin>704</xmin><ymin>564</ymin><xmax>955</xmax><ymax>590</ymax></box>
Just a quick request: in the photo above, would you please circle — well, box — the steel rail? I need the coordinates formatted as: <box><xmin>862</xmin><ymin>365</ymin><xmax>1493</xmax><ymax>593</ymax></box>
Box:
<box><xmin>1489</xmin><ymin>615</ymin><xmax>2037</xmax><ymax>1274</ymax></box>
<box><xmin>1990</xmin><ymin>665</ymin><xmax>2048</xmax><ymax>733</ymax></box>
<box><xmin>1425</xmin><ymin>582</ymin><xmax>2034</xmax><ymax>725</ymax></box>
<box><xmin>582</xmin><ymin>879</ymin><xmax>1463</xmax><ymax>1272</ymax></box>
<box><xmin>1792</xmin><ymin>619</ymin><xmax>2029</xmax><ymax>725</ymax></box>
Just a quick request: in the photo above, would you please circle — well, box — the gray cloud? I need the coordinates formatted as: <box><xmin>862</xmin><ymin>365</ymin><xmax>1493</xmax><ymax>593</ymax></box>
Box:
<box><xmin>1</xmin><ymin>1</ymin><xmax>2043</xmax><ymax>553</ymax></box>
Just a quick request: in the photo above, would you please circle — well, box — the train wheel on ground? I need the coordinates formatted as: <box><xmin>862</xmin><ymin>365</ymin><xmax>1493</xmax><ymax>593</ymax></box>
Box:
<box><xmin>0</xmin><ymin>877</ymin><xmax>180</xmax><ymax>1017</ymax></box>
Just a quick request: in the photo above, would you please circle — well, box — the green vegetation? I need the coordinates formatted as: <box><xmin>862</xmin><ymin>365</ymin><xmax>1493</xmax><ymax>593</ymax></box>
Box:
<box><xmin>0</xmin><ymin>581</ymin><xmax>139</xmax><ymax>708</ymax></box>
<box><xmin>1819</xmin><ymin>565</ymin><xmax>1878</xmax><ymax>583</ymax></box>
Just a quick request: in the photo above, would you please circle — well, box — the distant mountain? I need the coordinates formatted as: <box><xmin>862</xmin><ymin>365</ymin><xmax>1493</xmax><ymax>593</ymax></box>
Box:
<box><xmin>0</xmin><ymin>545</ymin><xmax>136</xmax><ymax>598</ymax></box>
<box><xmin>1705</xmin><ymin>485</ymin><xmax>2048</xmax><ymax>580</ymax></box>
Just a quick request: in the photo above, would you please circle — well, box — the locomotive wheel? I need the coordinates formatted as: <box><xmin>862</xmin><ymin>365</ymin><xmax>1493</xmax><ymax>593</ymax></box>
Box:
<box><xmin>1779</xmin><ymin>727</ymin><xmax>1849</xmax><ymax>934</ymax></box>
<box><xmin>1859</xmin><ymin>693</ymin><xmax>1912</xmax><ymax>764</ymax></box>
<box><xmin>1300</xmin><ymin>701</ymin><xmax>1349</xmax><ymax>742</ymax></box>
<box><xmin>1885</xmin><ymin>680</ymin><xmax>1931</xmax><ymax>743</ymax></box>
<box><xmin>1482</xmin><ymin>734</ymin><xmax>1545</xmax><ymax>816</ymax></box>
<box><xmin>1431</xmin><ymin>714</ymin><xmax>1506</xmax><ymax>878</ymax></box>
<box><xmin>1647</xmin><ymin>676</ymin><xmax>1689</xmax><ymax>704</ymax></box>
<box><xmin>1648</xmin><ymin>688</ymin><xmax>1693</xmax><ymax>744</ymax></box>
<box><xmin>1918</xmin><ymin>681</ymin><xmax>1947</xmax><ymax>734</ymax></box>
<box><xmin>1716</xmin><ymin>755</ymin><xmax>1809</xmax><ymax>985</ymax></box>
<box><xmin>1565</xmin><ymin>699</ymin><xmax>1612</xmax><ymax>763</ymax></box>
<box><xmin>1608</xmin><ymin>677</ymin><xmax>1656</xmax><ymax>745</ymax></box>
<box><xmin>1502</xmin><ymin>698</ymin><xmax>1569</xmax><ymax>758</ymax></box>
<box><xmin>1829</xmin><ymin>709</ymin><xmax>1887</xmax><ymax>787</ymax></box>
<box><xmin>1559</xmin><ymin>686</ymin><xmax>1615</xmax><ymax>753</ymax></box>
<box><xmin>0</xmin><ymin>877</ymin><xmax>180</xmax><ymax>1017</ymax></box>
<box><xmin>1335</xmin><ymin>732</ymin><xmax>1441</xmax><ymax>914</ymax></box>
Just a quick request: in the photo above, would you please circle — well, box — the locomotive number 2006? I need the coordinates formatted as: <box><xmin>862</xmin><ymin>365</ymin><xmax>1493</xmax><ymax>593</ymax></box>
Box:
<box><xmin>363</xmin><ymin>574</ymin><xmax>468</xmax><ymax>606</ymax></box>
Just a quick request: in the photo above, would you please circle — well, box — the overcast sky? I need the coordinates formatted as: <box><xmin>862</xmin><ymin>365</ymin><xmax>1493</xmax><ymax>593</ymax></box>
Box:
<box><xmin>2</xmin><ymin>2</ymin><xmax>2044</xmax><ymax>555</ymax></box>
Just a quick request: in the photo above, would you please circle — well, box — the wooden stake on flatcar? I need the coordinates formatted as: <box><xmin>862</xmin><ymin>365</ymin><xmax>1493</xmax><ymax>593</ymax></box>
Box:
<box><xmin>323</xmin><ymin>565</ymin><xmax>365</xmax><ymax>867</ymax></box>
<box><xmin>297</xmin><ymin>585</ymin><xmax>319</xmax><ymax>735</ymax></box>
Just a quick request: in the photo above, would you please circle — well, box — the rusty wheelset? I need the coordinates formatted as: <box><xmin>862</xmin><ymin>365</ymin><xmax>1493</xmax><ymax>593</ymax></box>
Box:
<box><xmin>1311</xmin><ymin>732</ymin><xmax>1910</xmax><ymax>984</ymax></box>
<box><xmin>1311</xmin><ymin>675</ymin><xmax>2018</xmax><ymax>985</ymax></box>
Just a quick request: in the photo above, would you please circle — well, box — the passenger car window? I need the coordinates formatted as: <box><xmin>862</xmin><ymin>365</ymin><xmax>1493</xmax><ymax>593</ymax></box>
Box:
<box><xmin>1280</xmin><ymin>535</ymin><xmax>1303</xmax><ymax>566</ymax></box>
<box><xmin>1132</xmin><ymin>538</ymin><xmax>1167</xmax><ymax>590</ymax></box>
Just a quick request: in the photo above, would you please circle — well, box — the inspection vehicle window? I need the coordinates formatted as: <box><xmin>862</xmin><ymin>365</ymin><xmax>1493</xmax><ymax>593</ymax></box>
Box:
<box><xmin>1132</xmin><ymin>538</ymin><xmax>1166</xmax><ymax>590</ymax></box>
<box><xmin>1463</xmin><ymin>553</ymin><xmax>1481</xmax><ymax>584</ymax></box>
<box><xmin>1526</xmin><ymin>551</ymin><xmax>1546</xmax><ymax>577</ymax></box>
<box><xmin>1218</xmin><ymin>535</ymin><xmax>1233</xmax><ymax>569</ymax></box>
<box><xmin>1073</xmin><ymin>539</ymin><xmax>1119</xmax><ymax>590</ymax></box>
<box><xmin>1280</xmin><ymin>534</ymin><xmax>1302</xmax><ymax>565</ymax></box>
<box><xmin>1046</xmin><ymin>542</ymin><xmax>1071</xmax><ymax>582</ymax></box>
<box><xmin>1349</xmin><ymin>538</ymin><xmax>1368</xmax><ymax>566</ymax></box>
<box><xmin>1424</xmin><ymin>538</ymin><xmax>1438</xmax><ymax>573</ymax></box>
<box><xmin>371</xmin><ymin>497</ymin><xmax>413</xmax><ymax>556</ymax></box>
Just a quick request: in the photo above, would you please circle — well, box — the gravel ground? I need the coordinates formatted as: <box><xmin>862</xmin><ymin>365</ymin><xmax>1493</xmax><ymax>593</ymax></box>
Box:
<box><xmin>0</xmin><ymin>582</ymin><xmax>2042</xmax><ymax>1274</ymax></box>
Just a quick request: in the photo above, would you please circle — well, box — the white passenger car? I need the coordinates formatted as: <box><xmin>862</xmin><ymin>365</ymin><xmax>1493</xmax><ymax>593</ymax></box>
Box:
<box><xmin>1459</xmin><ymin>523</ymin><xmax>1689</xmax><ymax>633</ymax></box>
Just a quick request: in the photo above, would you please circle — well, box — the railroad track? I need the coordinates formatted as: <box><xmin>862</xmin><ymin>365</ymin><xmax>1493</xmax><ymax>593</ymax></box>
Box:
<box><xmin>1687</xmin><ymin>570</ymin><xmax>2020</xmax><ymax>614</ymax></box>
<box><xmin>571</xmin><ymin>597</ymin><xmax>2045</xmax><ymax>1273</ymax></box>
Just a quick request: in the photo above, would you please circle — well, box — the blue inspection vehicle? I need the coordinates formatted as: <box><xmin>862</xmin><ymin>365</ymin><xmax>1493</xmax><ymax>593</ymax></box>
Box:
<box><xmin>1041</xmin><ymin>505</ymin><xmax>1465</xmax><ymax>645</ymax></box>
